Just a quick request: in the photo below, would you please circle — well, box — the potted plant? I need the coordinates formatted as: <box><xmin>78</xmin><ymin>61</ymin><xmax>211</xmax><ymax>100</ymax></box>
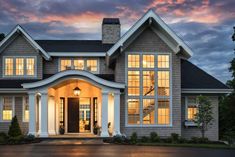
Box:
<box><xmin>59</xmin><ymin>125</ymin><xmax>65</xmax><ymax>135</ymax></box>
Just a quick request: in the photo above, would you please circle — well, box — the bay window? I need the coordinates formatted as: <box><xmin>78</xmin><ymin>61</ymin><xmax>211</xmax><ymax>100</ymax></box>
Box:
<box><xmin>3</xmin><ymin>57</ymin><xmax>36</xmax><ymax>77</ymax></box>
<box><xmin>127</xmin><ymin>53</ymin><xmax>171</xmax><ymax>126</ymax></box>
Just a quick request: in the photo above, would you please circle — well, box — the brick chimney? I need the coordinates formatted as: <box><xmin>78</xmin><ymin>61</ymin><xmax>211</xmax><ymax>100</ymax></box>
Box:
<box><xmin>102</xmin><ymin>18</ymin><xmax>120</xmax><ymax>44</ymax></box>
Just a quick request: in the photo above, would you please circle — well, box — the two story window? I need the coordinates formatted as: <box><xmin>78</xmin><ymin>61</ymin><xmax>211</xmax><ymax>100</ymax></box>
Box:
<box><xmin>3</xmin><ymin>57</ymin><xmax>36</xmax><ymax>77</ymax></box>
<box><xmin>60</xmin><ymin>59</ymin><xmax>98</xmax><ymax>73</ymax></box>
<box><xmin>127</xmin><ymin>53</ymin><xmax>171</xmax><ymax>126</ymax></box>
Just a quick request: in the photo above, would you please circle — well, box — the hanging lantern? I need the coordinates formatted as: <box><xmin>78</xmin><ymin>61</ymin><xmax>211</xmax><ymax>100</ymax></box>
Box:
<box><xmin>73</xmin><ymin>87</ymin><xmax>81</xmax><ymax>96</ymax></box>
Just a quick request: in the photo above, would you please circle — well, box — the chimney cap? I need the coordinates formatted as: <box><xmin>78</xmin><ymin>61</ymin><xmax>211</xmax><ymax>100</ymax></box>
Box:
<box><xmin>102</xmin><ymin>18</ymin><xmax>120</xmax><ymax>25</ymax></box>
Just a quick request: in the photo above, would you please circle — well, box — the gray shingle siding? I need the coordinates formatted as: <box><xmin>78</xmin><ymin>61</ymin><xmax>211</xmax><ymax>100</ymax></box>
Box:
<box><xmin>181</xmin><ymin>96</ymin><xmax>219</xmax><ymax>141</ymax></box>
<box><xmin>117</xmin><ymin>28</ymin><xmax>182</xmax><ymax>137</ymax></box>
<box><xmin>0</xmin><ymin>34</ymin><xmax>43</xmax><ymax>79</ymax></box>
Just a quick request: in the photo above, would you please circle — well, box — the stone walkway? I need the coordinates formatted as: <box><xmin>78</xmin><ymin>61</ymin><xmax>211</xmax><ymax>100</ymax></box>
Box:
<box><xmin>35</xmin><ymin>139</ymin><xmax>105</xmax><ymax>145</ymax></box>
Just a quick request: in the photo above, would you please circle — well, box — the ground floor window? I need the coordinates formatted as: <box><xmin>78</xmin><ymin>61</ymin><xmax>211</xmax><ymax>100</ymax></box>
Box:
<box><xmin>186</xmin><ymin>97</ymin><xmax>198</xmax><ymax>121</ymax></box>
<box><xmin>23</xmin><ymin>97</ymin><xmax>29</xmax><ymax>122</ymax></box>
<box><xmin>1</xmin><ymin>97</ymin><xmax>14</xmax><ymax>121</ymax></box>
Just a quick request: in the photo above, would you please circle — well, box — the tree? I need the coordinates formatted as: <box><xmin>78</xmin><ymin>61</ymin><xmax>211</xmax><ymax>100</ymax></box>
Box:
<box><xmin>194</xmin><ymin>95</ymin><xmax>213</xmax><ymax>138</ymax></box>
<box><xmin>219</xmin><ymin>27</ymin><xmax>235</xmax><ymax>139</ymax></box>
<box><xmin>0</xmin><ymin>33</ymin><xmax>5</xmax><ymax>42</ymax></box>
<box><xmin>8</xmin><ymin>116</ymin><xmax>22</xmax><ymax>137</ymax></box>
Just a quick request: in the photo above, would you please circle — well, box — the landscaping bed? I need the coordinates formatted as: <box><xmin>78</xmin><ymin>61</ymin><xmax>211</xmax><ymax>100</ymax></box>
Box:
<box><xmin>103</xmin><ymin>132</ymin><xmax>235</xmax><ymax>149</ymax></box>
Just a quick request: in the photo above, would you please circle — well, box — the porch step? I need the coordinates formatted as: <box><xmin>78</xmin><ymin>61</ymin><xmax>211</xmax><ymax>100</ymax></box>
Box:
<box><xmin>35</xmin><ymin>139</ymin><xmax>107</xmax><ymax>145</ymax></box>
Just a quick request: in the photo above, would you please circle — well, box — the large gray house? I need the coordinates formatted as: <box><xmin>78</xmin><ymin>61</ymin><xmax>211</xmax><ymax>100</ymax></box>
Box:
<box><xmin>0</xmin><ymin>10</ymin><xmax>231</xmax><ymax>141</ymax></box>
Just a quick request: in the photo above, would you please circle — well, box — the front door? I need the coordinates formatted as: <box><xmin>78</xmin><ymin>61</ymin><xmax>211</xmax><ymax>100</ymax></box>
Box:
<box><xmin>68</xmin><ymin>98</ymin><xmax>79</xmax><ymax>133</ymax></box>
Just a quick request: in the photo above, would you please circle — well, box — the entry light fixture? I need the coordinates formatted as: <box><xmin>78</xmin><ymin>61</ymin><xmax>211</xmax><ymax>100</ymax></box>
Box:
<box><xmin>73</xmin><ymin>87</ymin><xmax>81</xmax><ymax>96</ymax></box>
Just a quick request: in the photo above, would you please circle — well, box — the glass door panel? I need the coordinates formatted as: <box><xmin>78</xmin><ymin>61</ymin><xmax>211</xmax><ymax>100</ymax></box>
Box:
<box><xmin>79</xmin><ymin>98</ymin><xmax>91</xmax><ymax>133</ymax></box>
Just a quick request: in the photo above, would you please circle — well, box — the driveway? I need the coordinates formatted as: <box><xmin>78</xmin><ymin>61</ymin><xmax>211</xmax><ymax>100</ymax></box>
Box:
<box><xmin>0</xmin><ymin>144</ymin><xmax>234</xmax><ymax>157</ymax></box>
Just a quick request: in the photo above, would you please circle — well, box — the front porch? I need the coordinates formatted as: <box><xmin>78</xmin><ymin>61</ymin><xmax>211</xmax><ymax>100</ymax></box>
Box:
<box><xmin>22</xmin><ymin>70</ymin><xmax>125</xmax><ymax>137</ymax></box>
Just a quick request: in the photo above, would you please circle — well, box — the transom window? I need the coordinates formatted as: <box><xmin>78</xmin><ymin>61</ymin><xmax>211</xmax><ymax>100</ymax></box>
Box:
<box><xmin>186</xmin><ymin>97</ymin><xmax>198</xmax><ymax>121</ymax></box>
<box><xmin>127</xmin><ymin>53</ymin><xmax>171</xmax><ymax>126</ymax></box>
<box><xmin>60</xmin><ymin>59</ymin><xmax>98</xmax><ymax>73</ymax></box>
<box><xmin>3</xmin><ymin>57</ymin><xmax>36</xmax><ymax>77</ymax></box>
<box><xmin>1</xmin><ymin>97</ymin><xmax>14</xmax><ymax>121</ymax></box>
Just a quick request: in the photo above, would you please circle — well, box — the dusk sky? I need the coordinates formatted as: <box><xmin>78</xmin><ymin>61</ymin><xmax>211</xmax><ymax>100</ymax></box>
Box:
<box><xmin>0</xmin><ymin>0</ymin><xmax>234</xmax><ymax>83</ymax></box>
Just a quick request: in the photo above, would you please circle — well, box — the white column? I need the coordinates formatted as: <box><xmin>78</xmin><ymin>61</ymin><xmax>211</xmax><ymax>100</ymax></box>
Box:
<box><xmin>101</xmin><ymin>91</ymin><xmax>109</xmax><ymax>137</ymax></box>
<box><xmin>28</xmin><ymin>93</ymin><xmax>36</xmax><ymax>136</ymax></box>
<box><xmin>113</xmin><ymin>92</ymin><xmax>121</xmax><ymax>136</ymax></box>
<box><xmin>40</xmin><ymin>92</ymin><xmax>48</xmax><ymax>137</ymax></box>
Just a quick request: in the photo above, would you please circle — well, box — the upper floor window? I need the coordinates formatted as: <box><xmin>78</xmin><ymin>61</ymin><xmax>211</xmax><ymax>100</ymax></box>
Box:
<box><xmin>127</xmin><ymin>53</ymin><xmax>171</xmax><ymax>126</ymax></box>
<box><xmin>186</xmin><ymin>97</ymin><xmax>198</xmax><ymax>121</ymax></box>
<box><xmin>60</xmin><ymin>59</ymin><xmax>98</xmax><ymax>73</ymax></box>
<box><xmin>3</xmin><ymin>57</ymin><xmax>36</xmax><ymax>77</ymax></box>
<box><xmin>1</xmin><ymin>97</ymin><xmax>14</xmax><ymax>121</ymax></box>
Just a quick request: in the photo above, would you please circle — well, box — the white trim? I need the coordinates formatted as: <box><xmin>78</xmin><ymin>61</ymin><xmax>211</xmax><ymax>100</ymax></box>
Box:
<box><xmin>181</xmin><ymin>88</ymin><xmax>233</xmax><ymax>94</ymax></box>
<box><xmin>125</xmin><ymin>52</ymin><xmax>172</xmax><ymax>127</ymax></box>
<box><xmin>49</xmin><ymin>52</ymin><xmax>106</xmax><ymax>57</ymax></box>
<box><xmin>107</xmin><ymin>9</ymin><xmax>193</xmax><ymax>62</ymax></box>
<box><xmin>22</xmin><ymin>70</ymin><xmax>125</xmax><ymax>89</ymax></box>
<box><xmin>2</xmin><ymin>56</ymin><xmax>37</xmax><ymax>78</ymax></box>
<box><xmin>0</xmin><ymin>96</ymin><xmax>15</xmax><ymax>122</ymax></box>
<box><xmin>0</xmin><ymin>25</ymin><xmax>50</xmax><ymax>60</ymax></box>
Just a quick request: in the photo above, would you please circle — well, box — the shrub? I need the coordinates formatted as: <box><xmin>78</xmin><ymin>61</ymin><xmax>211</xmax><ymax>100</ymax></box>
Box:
<box><xmin>141</xmin><ymin>136</ymin><xmax>149</xmax><ymax>143</ymax></box>
<box><xmin>130</xmin><ymin>132</ymin><xmax>138</xmax><ymax>144</ymax></box>
<box><xmin>112</xmin><ymin>135</ymin><xmax>126</xmax><ymax>143</ymax></box>
<box><xmin>150</xmin><ymin>132</ymin><xmax>160</xmax><ymax>142</ymax></box>
<box><xmin>170</xmin><ymin>133</ymin><xmax>179</xmax><ymax>143</ymax></box>
<box><xmin>24</xmin><ymin>134</ymin><xmax>35</xmax><ymax>142</ymax></box>
<box><xmin>8</xmin><ymin>135</ymin><xmax>24</xmax><ymax>144</ymax></box>
<box><xmin>223</xmin><ymin>131</ymin><xmax>235</xmax><ymax>145</ymax></box>
<box><xmin>8</xmin><ymin>116</ymin><xmax>22</xmax><ymax>137</ymax></box>
<box><xmin>178</xmin><ymin>137</ymin><xmax>187</xmax><ymax>144</ymax></box>
<box><xmin>190</xmin><ymin>137</ymin><xmax>209</xmax><ymax>144</ymax></box>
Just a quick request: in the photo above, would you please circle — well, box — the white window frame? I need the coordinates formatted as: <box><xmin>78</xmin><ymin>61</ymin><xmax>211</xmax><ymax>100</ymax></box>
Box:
<box><xmin>125</xmin><ymin>52</ymin><xmax>172</xmax><ymax>127</ymax></box>
<box><xmin>22</xmin><ymin>96</ymin><xmax>29</xmax><ymax>122</ymax></box>
<box><xmin>185</xmin><ymin>96</ymin><xmax>198</xmax><ymax>124</ymax></box>
<box><xmin>2</xmin><ymin>56</ymin><xmax>37</xmax><ymax>78</ymax></box>
<box><xmin>58</xmin><ymin>58</ymin><xmax>100</xmax><ymax>74</ymax></box>
<box><xmin>0</xmin><ymin>96</ymin><xmax>15</xmax><ymax>122</ymax></box>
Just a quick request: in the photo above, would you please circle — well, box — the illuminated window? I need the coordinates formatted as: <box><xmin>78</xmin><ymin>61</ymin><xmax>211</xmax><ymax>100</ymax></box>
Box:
<box><xmin>74</xmin><ymin>60</ymin><xmax>84</xmax><ymax>70</ymax></box>
<box><xmin>187</xmin><ymin>97</ymin><xmax>198</xmax><ymax>121</ymax></box>
<box><xmin>143</xmin><ymin>55</ymin><xmax>154</xmax><ymax>68</ymax></box>
<box><xmin>128</xmin><ymin>55</ymin><xmax>140</xmax><ymax>68</ymax></box>
<box><xmin>143</xmin><ymin>99</ymin><xmax>155</xmax><ymax>124</ymax></box>
<box><xmin>16</xmin><ymin>58</ymin><xmax>24</xmax><ymax>75</ymax></box>
<box><xmin>4</xmin><ymin>58</ymin><xmax>13</xmax><ymax>75</ymax></box>
<box><xmin>158</xmin><ymin>99</ymin><xmax>170</xmax><ymax>125</ymax></box>
<box><xmin>23</xmin><ymin>97</ymin><xmax>29</xmax><ymax>122</ymax></box>
<box><xmin>143</xmin><ymin>71</ymin><xmax>154</xmax><ymax>96</ymax></box>
<box><xmin>26</xmin><ymin>58</ymin><xmax>35</xmax><ymax>76</ymax></box>
<box><xmin>128</xmin><ymin>99</ymin><xmax>140</xmax><ymax>124</ymax></box>
<box><xmin>2</xmin><ymin>97</ymin><xmax>13</xmax><ymax>121</ymax></box>
<box><xmin>59</xmin><ymin>98</ymin><xmax>65</xmax><ymax>127</ymax></box>
<box><xmin>158</xmin><ymin>71</ymin><xmax>170</xmax><ymax>96</ymax></box>
<box><xmin>4</xmin><ymin>57</ymin><xmax>36</xmax><ymax>77</ymax></box>
<box><xmin>128</xmin><ymin>71</ymin><xmax>140</xmax><ymax>96</ymax></box>
<box><xmin>127</xmin><ymin>53</ymin><xmax>171</xmax><ymax>126</ymax></box>
<box><xmin>60</xmin><ymin>59</ymin><xmax>72</xmax><ymax>71</ymax></box>
<box><xmin>158</xmin><ymin>55</ymin><xmax>169</xmax><ymax>68</ymax></box>
<box><xmin>87</xmin><ymin>60</ymin><xmax>98</xmax><ymax>72</ymax></box>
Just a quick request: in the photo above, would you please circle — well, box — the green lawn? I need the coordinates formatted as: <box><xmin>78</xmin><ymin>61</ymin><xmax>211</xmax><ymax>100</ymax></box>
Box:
<box><xmin>136</xmin><ymin>143</ymin><xmax>235</xmax><ymax>149</ymax></box>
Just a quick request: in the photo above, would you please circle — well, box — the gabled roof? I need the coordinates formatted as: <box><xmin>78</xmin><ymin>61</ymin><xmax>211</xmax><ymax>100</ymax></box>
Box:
<box><xmin>35</xmin><ymin>40</ymin><xmax>113</xmax><ymax>52</ymax></box>
<box><xmin>181</xmin><ymin>59</ymin><xmax>232</xmax><ymax>93</ymax></box>
<box><xmin>107</xmin><ymin>9</ymin><xmax>193</xmax><ymax>62</ymax></box>
<box><xmin>0</xmin><ymin>25</ymin><xmax>50</xmax><ymax>60</ymax></box>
